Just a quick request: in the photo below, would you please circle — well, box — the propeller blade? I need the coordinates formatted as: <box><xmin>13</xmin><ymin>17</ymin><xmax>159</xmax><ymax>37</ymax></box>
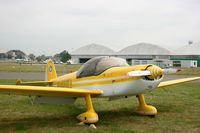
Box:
<box><xmin>127</xmin><ymin>70</ymin><xmax>151</xmax><ymax>77</ymax></box>
<box><xmin>163</xmin><ymin>68</ymin><xmax>181</xmax><ymax>74</ymax></box>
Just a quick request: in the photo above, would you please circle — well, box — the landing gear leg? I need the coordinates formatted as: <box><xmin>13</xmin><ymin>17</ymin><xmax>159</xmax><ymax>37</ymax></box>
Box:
<box><xmin>136</xmin><ymin>94</ymin><xmax>157</xmax><ymax>116</ymax></box>
<box><xmin>77</xmin><ymin>94</ymin><xmax>98</xmax><ymax>129</ymax></box>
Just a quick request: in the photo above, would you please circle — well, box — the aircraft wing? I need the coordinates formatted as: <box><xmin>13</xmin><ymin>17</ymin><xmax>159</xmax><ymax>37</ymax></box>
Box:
<box><xmin>0</xmin><ymin>85</ymin><xmax>103</xmax><ymax>97</ymax></box>
<box><xmin>158</xmin><ymin>77</ymin><xmax>200</xmax><ymax>88</ymax></box>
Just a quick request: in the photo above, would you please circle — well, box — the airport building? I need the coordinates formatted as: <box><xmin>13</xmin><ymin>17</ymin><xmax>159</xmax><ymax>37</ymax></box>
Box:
<box><xmin>71</xmin><ymin>42</ymin><xmax>200</xmax><ymax>68</ymax></box>
<box><xmin>0</xmin><ymin>49</ymin><xmax>8</xmax><ymax>60</ymax></box>
<box><xmin>71</xmin><ymin>44</ymin><xmax>115</xmax><ymax>64</ymax></box>
<box><xmin>117</xmin><ymin>43</ymin><xmax>171</xmax><ymax>68</ymax></box>
<box><xmin>171</xmin><ymin>42</ymin><xmax>200</xmax><ymax>67</ymax></box>
<box><xmin>71</xmin><ymin>43</ymin><xmax>172</xmax><ymax>68</ymax></box>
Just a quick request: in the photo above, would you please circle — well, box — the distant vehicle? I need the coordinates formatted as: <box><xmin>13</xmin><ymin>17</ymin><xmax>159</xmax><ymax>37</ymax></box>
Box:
<box><xmin>66</xmin><ymin>60</ymin><xmax>73</xmax><ymax>64</ymax></box>
<box><xmin>42</xmin><ymin>60</ymin><xmax>48</xmax><ymax>64</ymax></box>
<box><xmin>43</xmin><ymin>59</ymin><xmax>63</xmax><ymax>64</ymax></box>
<box><xmin>54</xmin><ymin>61</ymin><xmax>63</xmax><ymax>64</ymax></box>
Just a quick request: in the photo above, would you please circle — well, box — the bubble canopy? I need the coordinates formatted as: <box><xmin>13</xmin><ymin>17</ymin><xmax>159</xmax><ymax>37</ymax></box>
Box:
<box><xmin>77</xmin><ymin>56</ymin><xmax>129</xmax><ymax>78</ymax></box>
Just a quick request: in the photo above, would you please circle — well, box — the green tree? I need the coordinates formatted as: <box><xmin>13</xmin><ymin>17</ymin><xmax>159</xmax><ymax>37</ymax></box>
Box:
<box><xmin>41</xmin><ymin>54</ymin><xmax>46</xmax><ymax>61</ymax></box>
<box><xmin>36</xmin><ymin>54</ymin><xmax>46</xmax><ymax>62</ymax></box>
<box><xmin>59</xmin><ymin>50</ymin><xmax>71</xmax><ymax>63</ymax></box>
<box><xmin>28</xmin><ymin>53</ymin><xmax>35</xmax><ymax>61</ymax></box>
<box><xmin>36</xmin><ymin>56</ymin><xmax>42</xmax><ymax>62</ymax></box>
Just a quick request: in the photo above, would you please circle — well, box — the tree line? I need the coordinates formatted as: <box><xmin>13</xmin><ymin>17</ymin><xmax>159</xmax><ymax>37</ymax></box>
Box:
<box><xmin>29</xmin><ymin>50</ymin><xmax>71</xmax><ymax>63</ymax></box>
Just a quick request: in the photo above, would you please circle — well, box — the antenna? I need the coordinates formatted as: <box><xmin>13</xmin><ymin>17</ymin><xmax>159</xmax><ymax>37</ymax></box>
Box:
<box><xmin>188</xmin><ymin>40</ymin><xmax>193</xmax><ymax>45</ymax></box>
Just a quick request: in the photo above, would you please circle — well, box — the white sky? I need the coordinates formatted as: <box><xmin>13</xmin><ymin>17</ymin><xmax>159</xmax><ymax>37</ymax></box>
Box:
<box><xmin>0</xmin><ymin>0</ymin><xmax>200</xmax><ymax>55</ymax></box>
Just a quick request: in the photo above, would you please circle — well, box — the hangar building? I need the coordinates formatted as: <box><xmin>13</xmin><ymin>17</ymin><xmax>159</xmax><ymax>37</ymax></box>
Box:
<box><xmin>71</xmin><ymin>43</ymin><xmax>171</xmax><ymax>68</ymax></box>
<box><xmin>171</xmin><ymin>42</ymin><xmax>200</xmax><ymax>67</ymax></box>
<box><xmin>117</xmin><ymin>43</ymin><xmax>171</xmax><ymax>67</ymax></box>
<box><xmin>0</xmin><ymin>49</ymin><xmax>8</xmax><ymax>60</ymax></box>
<box><xmin>71</xmin><ymin>44</ymin><xmax>115</xmax><ymax>64</ymax></box>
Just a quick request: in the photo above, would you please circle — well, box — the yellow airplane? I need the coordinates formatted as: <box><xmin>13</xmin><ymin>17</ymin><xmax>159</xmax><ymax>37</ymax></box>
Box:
<box><xmin>0</xmin><ymin>56</ymin><xmax>200</xmax><ymax>128</ymax></box>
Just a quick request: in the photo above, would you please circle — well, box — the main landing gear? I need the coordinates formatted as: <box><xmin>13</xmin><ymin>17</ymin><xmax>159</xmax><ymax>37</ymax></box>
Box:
<box><xmin>77</xmin><ymin>94</ymin><xmax>98</xmax><ymax>129</ymax></box>
<box><xmin>136</xmin><ymin>94</ymin><xmax>157</xmax><ymax>116</ymax></box>
<box><xmin>76</xmin><ymin>93</ymin><xmax>157</xmax><ymax>129</ymax></box>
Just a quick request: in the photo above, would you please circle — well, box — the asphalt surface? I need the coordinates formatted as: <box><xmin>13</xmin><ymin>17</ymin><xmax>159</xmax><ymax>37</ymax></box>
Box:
<box><xmin>0</xmin><ymin>72</ymin><xmax>199</xmax><ymax>82</ymax></box>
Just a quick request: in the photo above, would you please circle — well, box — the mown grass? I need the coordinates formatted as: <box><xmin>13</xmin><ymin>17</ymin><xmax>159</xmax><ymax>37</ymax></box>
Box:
<box><xmin>1</xmin><ymin>62</ymin><xmax>200</xmax><ymax>75</ymax></box>
<box><xmin>0</xmin><ymin>80</ymin><xmax>200</xmax><ymax>133</ymax></box>
<box><xmin>0</xmin><ymin>62</ymin><xmax>81</xmax><ymax>73</ymax></box>
<box><xmin>174</xmin><ymin>67</ymin><xmax>200</xmax><ymax>75</ymax></box>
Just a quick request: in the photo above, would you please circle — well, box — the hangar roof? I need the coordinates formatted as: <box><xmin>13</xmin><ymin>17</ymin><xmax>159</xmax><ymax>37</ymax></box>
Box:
<box><xmin>71</xmin><ymin>44</ymin><xmax>115</xmax><ymax>55</ymax></box>
<box><xmin>171</xmin><ymin>42</ymin><xmax>200</xmax><ymax>55</ymax></box>
<box><xmin>0</xmin><ymin>49</ymin><xmax>8</xmax><ymax>54</ymax></box>
<box><xmin>117</xmin><ymin>43</ymin><xmax>170</xmax><ymax>55</ymax></box>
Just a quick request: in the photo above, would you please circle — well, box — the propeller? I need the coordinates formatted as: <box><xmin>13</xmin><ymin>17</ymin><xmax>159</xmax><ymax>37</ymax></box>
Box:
<box><xmin>163</xmin><ymin>68</ymin><xmax>181</xmax><ymax>74</ymax></box>
<box><xmin>127</xmin><ymin>70</ymin><xmax>151</xmax><ymax>77</ymax></box>
<box><xmin>127</xmin><ymin>65</ymin><xmax>181</xmax><ymax>80</ymax></box>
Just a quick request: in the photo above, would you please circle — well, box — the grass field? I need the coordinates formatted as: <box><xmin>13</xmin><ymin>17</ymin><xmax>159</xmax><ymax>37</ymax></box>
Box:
<box><xmin>174</xmin><ymin>67</ymin><xmax>200</xmax><ymax>75</ymax></box>
<box><xmin>0</xmin><ymin>80</ymin><xmax>200</xmax><ymax>133</ymax></box>
<box><xmin>1</xmin><ymin>62</ymin><xmax>200</xmax><ymax>75</ymax></box>
<box><xmin>0</xmin><ymin>62</ymin><xmax>81</xmax><ymax>73</ymax></box>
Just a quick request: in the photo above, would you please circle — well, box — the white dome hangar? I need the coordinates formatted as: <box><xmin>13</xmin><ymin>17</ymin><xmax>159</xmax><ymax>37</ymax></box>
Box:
<box><xmin>116</xmin><ymin>43</ymin><xmax>171</xmax><ymax>67</ymax></box>
<box><xmin>171</xmin><ymin>42</ymin><xmax>200</xmax><ymax>55</ymax></box>
<box><xmin>71</xmin><ymin>43</ymin><xmax>115</xmax><ymax>55</ymax></box>
<box><xmin>71</xmin><ymin>43</ymin><xmax>171</xmax><ymax>67</ymax></box>
<box><xmin>118</xmin><ymin>43</ymin><xmax>170</xmax><ymax>55</ymax></box>
<box><xmin>71</xmin><ymin>44</ymin><xmax>115</xmax><ymax>64</ymax></box>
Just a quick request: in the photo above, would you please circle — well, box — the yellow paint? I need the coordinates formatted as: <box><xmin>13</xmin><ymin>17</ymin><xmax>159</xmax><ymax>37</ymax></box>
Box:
<box><xmin>72</xmin><ymin>77</ymin><xmax>139</xmax><ymax>87</ymax></box>
<box><xmin>137</xmin><ymin>94</ymin><xmax>157</xmax><ymax>115</ymax></box>
<box><xmin>16</xmin><ymin>63</ymin><xmax>157</xmax><ymax>88</ymax></box>
<box><xmin>69</xmin><ymin>64</ymin><xmax>150</xmax><ymax>87</ymax></box>
<box><xmin>74</xmin><ymin>64</ymin><xmax>150</xmax><ymax>82</ymax></box>
<box><xmin>16</xmin><ymin>80</ymin><xmax>52</xmax><ymax>86</ymax></box>
<box><xmin>158</xmin><ymin>77</ymin><xmax>200</xmax><ymax>88</ymax></box>
<box><xmin>46</xmin><ymin>59</ymin><xmax>57</xmax><ymax>81</ymax></box>
<box><xmin>146</xmin><ymin>65</ymin><xmax>163</xmax><ymax>79</ymax></box>
<box><xmin>77</xmin><ymin>94</ymin><xmax>99</xmax><ymax>123</ymax></box>
<box><xmin>0</xmin><ymin>85</ymin><xmax>102</xmax><ymax>97</ymax></box>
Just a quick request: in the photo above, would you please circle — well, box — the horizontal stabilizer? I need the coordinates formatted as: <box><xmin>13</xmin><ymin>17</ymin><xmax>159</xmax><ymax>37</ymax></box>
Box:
<box><xmin>16</xmin><ymin>80</ymin><xmax>53</xmax><ymax>86</ymax></box>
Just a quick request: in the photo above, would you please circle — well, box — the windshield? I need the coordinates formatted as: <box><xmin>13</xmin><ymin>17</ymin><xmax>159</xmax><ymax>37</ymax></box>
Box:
<box><xmin>77</xmin><ymin>56</ymin><xmax>129</xmax><ymax>78</ymax></box>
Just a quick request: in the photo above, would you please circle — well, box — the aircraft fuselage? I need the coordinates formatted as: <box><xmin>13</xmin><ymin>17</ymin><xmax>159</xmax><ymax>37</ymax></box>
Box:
<box><xmin>54</xmin><ymin>64</ymin><xmax>163</xmax><ymax>97</ymax></box>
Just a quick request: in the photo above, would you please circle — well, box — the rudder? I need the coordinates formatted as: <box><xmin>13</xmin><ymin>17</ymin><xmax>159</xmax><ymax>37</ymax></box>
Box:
<box><xmin>46</xmin><ymin>59</ymin><xmax>57</xmax><ymax>81</ymax></box>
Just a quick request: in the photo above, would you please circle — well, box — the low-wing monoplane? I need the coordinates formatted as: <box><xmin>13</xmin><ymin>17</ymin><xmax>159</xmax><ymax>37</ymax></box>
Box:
<box><xmin>0</xmin><ymin>56</ymin><xmax>199</xmax><ymax>128</ymax></box>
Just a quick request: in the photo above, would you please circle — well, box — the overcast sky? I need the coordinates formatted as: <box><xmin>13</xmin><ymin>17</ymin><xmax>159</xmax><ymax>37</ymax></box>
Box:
<box><xmin>0</xmin><ymin>0</ymin><xmax>200</xmax><ymax>55</ymax></box>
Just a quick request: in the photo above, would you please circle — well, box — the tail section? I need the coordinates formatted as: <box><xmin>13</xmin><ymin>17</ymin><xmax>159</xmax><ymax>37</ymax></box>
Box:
<box><xmin>46</xmin><ymin>59</ymin><xmax>57</xmax><ymax>81</ymax></box>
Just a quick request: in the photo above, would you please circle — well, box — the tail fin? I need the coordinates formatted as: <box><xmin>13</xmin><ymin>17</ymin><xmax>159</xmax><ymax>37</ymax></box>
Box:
<box><xmin>46</xmin><ymin>59</ymin><xmax>57</xmax><ymax>81</ymax></box>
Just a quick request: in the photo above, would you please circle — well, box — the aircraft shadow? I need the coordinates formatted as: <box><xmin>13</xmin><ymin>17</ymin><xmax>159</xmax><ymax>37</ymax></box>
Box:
<box><xmin>0</xmin><ymin>104</ymin><xmax>172</xmax><ymax>131</ymax></box>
